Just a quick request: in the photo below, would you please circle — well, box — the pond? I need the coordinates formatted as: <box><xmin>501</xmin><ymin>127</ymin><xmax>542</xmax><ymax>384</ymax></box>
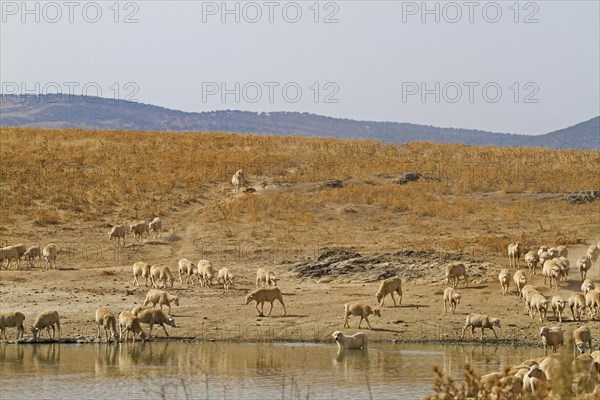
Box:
<box><xmin>0</xmin><ymin>341</ymin><xmax>542</xmax><ymax>399</ymax></box>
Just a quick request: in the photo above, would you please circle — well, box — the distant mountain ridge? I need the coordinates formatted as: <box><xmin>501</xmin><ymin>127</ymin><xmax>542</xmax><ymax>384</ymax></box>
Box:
<box><xmin>1</xmin><ymin>94</ymin><xmax>598</xmax><ymax>150</ymax></box>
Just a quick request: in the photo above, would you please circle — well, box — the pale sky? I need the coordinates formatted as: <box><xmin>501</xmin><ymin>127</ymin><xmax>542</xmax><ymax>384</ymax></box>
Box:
<box><xmin>1</xmin><ymin>1</ymin><xmax>599</xmax><ymax>135</ymax></box>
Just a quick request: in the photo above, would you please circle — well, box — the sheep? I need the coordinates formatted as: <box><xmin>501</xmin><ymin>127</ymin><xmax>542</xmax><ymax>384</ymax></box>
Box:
<box><xmin>118</xmin><ymin>311</ymin><xmax>146</xmax><ymax>343</ymax></box>
<box><xmin>557</xmin><ymin>245</ymin><xmax>568</xmax><ymax>258</ymax></box>
<box><xmin>478</xmin><ymin>372</ymin><xmax>523</xmax><ymax>399</ymax></box>
<box><xmin>538</xmin><ymin>245</ymin><xmax>549</xmax><ymax>257</ymax></box>
<box><xmin>137</xmin><ymin>308</ymin><xmax>176</xmax><ymax>338</ymax></box>
<box><xmin>551</xmin><ymin>296</ymin><xmax>566</xmax><ymax>323</ymax></box>
<box><xmin>231</xmin><ymin>169</ymin><xmax>246</xmax><ymax>193</ymax></box>
<box><xmin>216</xmin><ymin>267</ymin><xmax>235</xmax><ymax>290</ymax></box>
<box><xmin>375</xmin><ymin>276</ymin><xmax>402</xmax><ymax>306</ymax></box>
<box><xmin>542</xmin><ymin>259</ymin><xmax>561</xmax><ymax>288</ymax></box>
<box><xmin>569</xmin><ymin>292</ymin><xmax>587</xmax><ymax>321</ymax></box>
<box><xmin>131</xmin><ymin>305</ymin><xmax>151</xmax><ymax>317</ymax></box>
<box><xmin>498</xmin><ymin>269</ymin><xmax>510</xmax><ymax>296</ymax></box>
<box><xmin>513</xmin><ymin>269</ymin><xmax>528</xmax><ymax>298</ymax></box>
<box><xmin>42</xmin><ymin>243</ymin><xmax>59</xmax><ymax>270</ymax></box>
<box><xmin>197</xmin><ymin>259</ymin><xmax>214</xmax><ymax>288</ymax></box>
<box><xmin>144</xmin><ymin>289</ymin><xmax>179</xmax><ymax>315</ymax></box>
<box><xmin>0</xmin><ymin>246</ymin><xmax>20</xmax><ymax>269</ymax></box>
<box><xmin>332</xmin><ymin>331</ymin><xmax>368</xmax><ymax>350</ymax></box>
<box><xmin>585</xmin><ymin>289</ymin><xmax>600</xmax><ymax>320</ymax></box>
<box><xmin>256</xmin><ymin>267</ymin><xmax>279</xmax><ymax>288</ymax></box>
<box><xmin>579</xmin><ymin>256</ymin><xmax>593</xmax><ymax>282</ymax></box>
<box><xmin>22</xmin><ymin>244</ymin><xmax>42</xmax><ymax>267</ymax></box>
<box><xmin>556</xmin><ymin>256</ymin><xmax>570</xmax><ymax>282</ymax></box>
<box><xmin>132</xmin><ymin>261</ymin><xmax>152</xmax><ymax>287</ymax></box>
<box><xmin>95</xmin><ymin>308</ymin><xmax>119</xmax><ymax>342</ymax></box>
<box><xmin>460</xmin><ymin>313</ymin><xmax>501</xmax><ymax>340</ymax></box>
<box><xmin>108</xmin><ymin>225</ymin><xmax>126</xmax><ymax>246</ymax></box>
<box><xmin>573</xmin><ymin>326</ymin><xmax>593</xmax><ymax>355</ymax></box>
<box><xmin>445</xmin><ymin>262</ymin><xmax>468</xmax><ymax>288</ymax></box>
<box><xmin>508</xmin><ymin>242</ymin><xmax>524</xmax><ymax>268</ymax></box>
<box><xmin>178</xmin><ymin>258</ymin><xmax>197</xmax><ymax>286</ymax></box>
<box><xmin>523</xmin><ymin>363</ymin><xmax>548</xmax><ymax>395</ymax></box>
<box><xmin>343</xmin><ymin>302</ymin><xmax>381</xmax><ymax>330</ymax></box>
<box><xmin>244</xmin><ymin>287</ymin><xmax>287</xmax><ymax>317</ymax></box>
<box><xmin>8</xmin><ymin>243</ymin><xmax>27</xmax><ymax>270</ymax></box>
<box><xmin>148</xmin><ymin>217</ymin><xmax>162</xmax><ymax>238</ymax></box>
<box><xmin>529</xmin><ymin>293</ymin><xmax>549</xmax><ymax>322</ymax></box>
<box><xmin>522</xmin><ymin>285</ymin><xmax>541</xmax><ymax>313</ymax></box>
<box><xmin>129</xmin><ymin>221</ymin><xmax>149</xmax><ymax>242</ymax></box>
<box><xmin>572</xmin><ymin>353</ymin><xmax>600</xmax><ymax>395</ymax></box>
<box><xmin>0</xmin><ymin>311</ymin><xmax>25</xmax><ymax>339</ymax></box>
<box><xmin>581</xmin><ymin>279</ymin><xmax>596</xmax><ymax>294</ymax></box>
<box><xmin>150</xmin><ymin>264</ymin><xmax>174</xmax><ymax>289</ymax></box>
<box><xmin>587</xmin><ymin>244</ymin><xmax>599</xmax><ymax>268</ymax></box>
<box><xmin>443</xmin><ymin>287</ymin><xmax>461</xmax><ymax>315</ymax></box>
<box><xmin>524</xmin><ymin>251</ymin><xmax>539</xmax><ymax>275</ymax></box>
<box><xmin>31</xmin><ymin>310</ymin><xmax>60</xmax><ymax>339</ymax></box>
<box><xmin>540</xmin><ymin>326</ymin><xmax>564</xmax><ymax>356</ymax></box>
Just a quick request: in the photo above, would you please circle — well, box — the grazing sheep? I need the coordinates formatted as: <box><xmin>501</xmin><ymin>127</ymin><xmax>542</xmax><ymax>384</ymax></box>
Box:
<box><xmin>375</xmin><ymin>276</ymin><xmax>402</xmax><ymax>306</ymax></box>
<box><xmin>10</xmin><ymin>244</ymin><xmax>26</xmax><ymax>269</ymax></box>
<box><xmin>542</xmin><ymin>259</ymin><xmax>561</xmax><ymax>288</ymax></box>
<box><xmin>108</xmin><ymin>225</ymin><xmax>126</xmax><ymax>246</ymax></box>
<box><xmin>573</xmin><ymin>326</ymin><xmax>593</xmax><ymax>355</ymax></box>
<box><xmin>0</xmin><ymin>311</ymin><xmax>25</xmax><ymax>339</ymax></box>
<box><xmin>579</xmin><ymin>256</ymin><xmax>593</xmax><ymax>282</ymax></box>
<box><xmin>508</xmin><ymin>242</ymin><xmax>524</xmax><ymax>268</ymax></box>
<box><xmin>343</xmin><ymin>303</ymin><xmax>381</xmax><ymax>330</ymax></box>
<box><xmin>42</xmin><ymin>243</ymin><xmax>60</xmax><ymax>270</ymax></box>
<box><xmin>244</xmin><ymin>287</ymin><xmax>287</xmax><ymax>317</ymax></box>
<box><xmin>443</xmin><ymin>287</ymin><xmax>461</xmax><ymax>315</ymax></box>
<box><xmin>144</xmin><ymin>289</ymin><xmax>179</xmax><ymax>315</ymax></box>
<box><xmin>150</xmin><ymin>264</ymin><xmax>174</xmax><ymax>289</ymax></box>
<box><xmin>569</xmin><ymin>292</ymin><xmax>587</xmax><ymax>321</ymax></box>
<box><xmin>513</xmin><ymin>269</ymin><xmax>528</xmax><ymax>298</ymax></box>
<box><xmin>0</xmin><ymin>246</ymin><xmax>20</xmax><ymax>269</ymax></box>
<box><xmin>231</xmin><ymin>169</ymin><xmax>246</xmax><ymax>193</ymax></box>
<box><xmin>148</xmin><ymin>217</ymin><xmax>162</xmax><ymax>238</ymax></box>
<box><xmin>581</xmin><ymin>279</ymin><xmax>596</xmax><ymax>295</ymax></box>
<box><xmin>551</xmin><ymin>296</ymin><xmax>567</xmax><ymax>323</ymax></box>
<box><xmin>95</xmin><ymin>308</ymin><xmax>118</xmax><ymax>342</ymax></box>
<box><xmin>445</xmin><ymin>262</ymin><xmax>468</xmax><ymax>288</ymax></box>
<box><xmin>118</xmin><ymin>311</ymin><xmax>146</xmax><ymax>343</ymax></box>
<box><xmin>132</xmin><ymin>261</ymin><xmax>152</xmax><ymax>287</ymax></box>
<box><xmin>137</xmin><ymin>308</ymin><xmax>176</xmax><ymax>338</ymax></box>
<box><xmin>557</xmin><ymin>245</ymin><xmax>568</xmax><ymax>258</ymax></box>
<box><xmin>31</xmin><ymin>310</ymin><xmax>60</xmax><ymax>339</ymax></box>
<box><xmin>256</xmin><ymin>267</ymin><xmax>279</xmax><ymax>288</ymax></box>
<box><xmin>131</xmin><ymin>305</ymin><xmax>151</xmax><ymax>317</ymax></box>
<box><xmin>540</xmin><ymin>326</ymin><xmax>564</xmax><ymax>356</ymax></box>
<box><xmin>524</xmin><ymin>251</ymin><xmax>539</xmax><ymax>275</ymax></box>
<box><xmin>460</xmin><ymin>313</ymin><xmax>501</xmax><ymax>340</ymax></box>
<box><xmin>129</xmin><ymin>221</ymin><xmax>149</xmax><ymax>242</ymax></box>
<box><xmin>523</xmin><ymin>364</ymin><xmax>548</xmax><ymax>395</ymax></box>
<box><xmin>498</xmin><ymin>269</ymin><xmax>510</xmax><ymax>296</ymax></box>
<box><xmin>587</xmin><ymin>245</ymin><xmax>599</xmax><ymax>268</ymax></box>
<box><xmin>529</xmin><ymin>293</ymin><xmax>549</xmax><ymax>322</ymax></box>
<box><xmin>216</xmin><ymin>267</ymin><xmax>235</xmax><ymax>290</ymax></box>
<box><xmin>332</xmin><ymin>330</ymin><xmax>368</xmax><ymax>350</ymax></box>
<box><xmin>197</xmin><ymin>259</ymin><xmax>214</xmax><ymax>288</ymax></box>
<box><xmin>177</xmin><ymin>258</ymin><xmax>197</xmax><ymax>286</ymax></box>
<box><xmin>22</xmin><ymin>245</ymin><xmax>42</xmax><ymax>268</ymax></box>
<box><xmin>585</xmin><ymin>289</ymin><xmax>600</xmax><ymax>320</ymax></box>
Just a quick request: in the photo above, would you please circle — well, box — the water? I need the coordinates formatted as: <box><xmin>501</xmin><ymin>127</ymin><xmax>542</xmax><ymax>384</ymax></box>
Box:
<box><xmin>0</xmin><ymin>341</ymin><xmax>542</xmax><ymax>400</ymax></box>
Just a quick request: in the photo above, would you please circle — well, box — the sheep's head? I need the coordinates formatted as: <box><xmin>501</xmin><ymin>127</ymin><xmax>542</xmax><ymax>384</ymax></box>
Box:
<box><xmin>373</xmin><ymin>308</ymin><xmax>381</xmax><ymax>317</ymax></box>
<box><xmin>173</xmin><ymin>296</ymin><xmax>180</xmax><ymax>306</ymax></box>
<box><xmin>453</xmin><ymin>293</ymin><xmax>461</xmax><ymax>303</ymax></box>
<box><xmin>375</xmin><ymin>292</ymin><xmax>384</xmax><ymax>304</ymax></box>
<box><xmin>332</xmin><ymin>331</ymin><xmax>343</xmax><ymax>342</ymax></box>
<box><xmin>30</xmin><ymin>326</ymin><xmax>39</xmax><ymax>339</ymax></box>
<box><xmin>539</xmin><ymin>326</ymin><xmax>549</xmax><ymax>337</ymax></box>
<box><xmin>138</xmin><ymin>330</ymin><xmax>147</xmax><ymax>342</ymax></box>
<box><xmin>244</xmin><ymin>293</ymin><xmax>255</xmax><ymax>305</ymax></box>
<box><xmin>166</xmin><ymin>316</ymin><xmax>176</xmax><ymax>328</ymax></box>
<box><xmin>491</xmin><ymin>318</ymin><xmax>501</xmax><ymax>328</ymax></box>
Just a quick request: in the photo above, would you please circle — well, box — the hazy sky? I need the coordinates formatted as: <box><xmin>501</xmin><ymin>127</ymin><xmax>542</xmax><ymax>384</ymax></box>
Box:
<box><xmin>1</xmin><ymin>1</ymin><xmax>599</xmax><ymax>135</ymax></box>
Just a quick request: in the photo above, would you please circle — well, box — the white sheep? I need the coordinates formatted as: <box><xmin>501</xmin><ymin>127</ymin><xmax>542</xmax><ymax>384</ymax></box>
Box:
<box><xmin>31</xmin><ymin>310</ymin><xmax>60</xmax><ymax>339</ymax></box>
<box><xmin>0</xmin><ymin>246</ymin><xmax>20</xmax><ymax>269</ymax></box>
<box><xmin>585</xmin><ymin>289</ymin><xmax>600</xmax><ymax>320</ymax></box>
<box><xmin>547</xmin><ymin>247</ymin><xmax>559</xmax><ymax>260</ymax></box>
<box><xmin>11</xmin><ymin>244</ymin><xmax>26</xmax><ymax>268</ymax></box>
<box><xmin>216</xmin><ymin>267</ymin><xmax>235</xmax><ymax>290</ymax></box>
<box><xmin>137</xmin><ymin>308</ymin><xmax>176</xmax><ymax>338</ymax></box>
<box><xmin>529</xmin><ymin>293</ymin><xmax>549</xmax><ymax>322</ymax></box>
<box><xmin>498</xmin><ymin>269</ymin><xmax>511</xmax><ymax>296</ymax></box>
<box><xmin>0</xmin><ymin>311</ymin><xmax>25</xmax><ymax>339</ymax></box>
<box><xmin>256</xmin><ymin>267</ymin><xmax>279</xmax><ymax>288</ymax></box>
<box><xmin>551</xmin><ymin>296</ymin><xmax>566</xmax><ymax>323</ymax></box>
<box><xmin>129</xmin><ymin>221</ymin><xmax>149</xmax><ymax>242</ymax></box>
<box><xmin>144</xmin><ymin>289</ymin><xmax>180</xmax><ymax>315</ymax></box>
<box><xmin>538</xmin><ymin>246</ymin><xmax>549</xmax><ymax>257</ymax></box>
<box><xmin>573</xmin><ymin>326</ymin><xmax>593</xmax><ymax>355</ymax></box>
<box><xmin>108</xmin><ymin>225</ymin><xmax>126</xmax><ymax>246</ymax></box>
<box><xmin>443</xmin><ymin>287</ymin><xmax>461</xmax><ymax>315</ymax></box>
<box><xmin>178</xmin><ymin>258</ymin><xmax>197</xmax><ymax>286</ymax></box>
<box><xmin>508</xmin><ymin>242</ymin><xmax>524</xmax><ymax>268</ymax></box>
<box><xmin>42</xmin><ymin>243</ymin><xmax>60</xmax><ymax>270</ymax></box>
<box><xmin>150</xmin><ymin>264</ymin><xmax>174</xmax><ymax>289</ymax></box>
<box><xmin>579</xmin><ymin>256</ymin><xmax>592</xmax><ymax>282</ymax></box>
<box><xmin>132</xmin><ymin>261</ymin><xmax>152</xmax><ymax>287</ymax></box>
<box><xmin>244</xmin><ymin>287</ymin><xmax>287</xmax><ymax>317</ymax></box>
<box><xmin>460</xmin><ymin>313</ymin><xmax>501</xmax><ymax>340</ymax></box>
<box><xmin>522</xmin><ymin>285</ymin><xmax>541</xmax><ymax>313</ymax></box>
<box><xmin>540</xmin><ymin>326</ymin><xmax>564</xmax><ymax>356</ymax></box>
<box><xmin>581</xmin><ymin>279</ymin><xmax>596</xmax><ymax>294</ymax></box>
<box><xmin>557</xmin><ymin>245</ymin><xmax>568</xmax><ymax>258</ymax></box>
<box><xmin>231</xmin><ymin>169</ymin><xmax>246</xmax><ymax>193</ymax></box>
<box><xmin>587</xmin><ymin>244</ymin><xmax>599</xmax><ymax>268</ymax></box>
<box><xmin>148</xmin><ymin>217</ymin><xmax>162</xmax><ymax>238</ymax></box>
<box><xmin>197</xmin><ymin>259</ymin><xmax>214</xmax><ymax>288</ymax></box>
<box><xmin>343</xmin><ymin>302</ymin><xmax>381</xmax><ymax>331</ymax></box>
<box><xmin>375</xmin><ymin>276</ymin><xmax>402</xmax><ymax>306</ymax></box>
<box><xmin>118</xmin><ymin>311</ymin><xmax>146</xmax><ymax>343</ymax></box>
<box><xmin>332</xmin><ymin>330</ymin><xmax>368</xmax><ymax>350</ymax></box>
<box><xmin>95</xmin><ymin>307</ymin><xmax>119</xmax><ymax>342</ymax></box>
<box><xmin>131</xmin><ymin>305</ymin><xmax>151</xmax><ymax>317</ymax></box>
<box><xmin>445</xmin><ymin>262</ymin><xmax>468</xmax><ymax>288</ymax></box>
<box><xmin>524</xmin><ymin>251</ymin><xmax>539</xmax><ymax>275</ymax></box>
<box><xmin>542</xmin><ymin>259</ymin><xmax>561</xmax><ymax>288</ymax></box>
<box><xmin>22</xmin><ymin>244</ymin><xmax>42</xmax><ymax>268</ymax></box>
<box><xmin>523</xmin><ymin>364</ymin><xmax>547</xmax><ymax>395</ymax></box>
<box><xmin>569</xmin><ymin>292</ymin><xmax>587</xmax><ymax>321</ymax></box>
<box><xmin>513</xmin><ymin>269</ymin><xmax>528</xmax><ymax>298</ymax></box>
<box><xmin>556</xmin><ymin>256</ymin><xmax>570</xmax><ymax>282</ymax></box>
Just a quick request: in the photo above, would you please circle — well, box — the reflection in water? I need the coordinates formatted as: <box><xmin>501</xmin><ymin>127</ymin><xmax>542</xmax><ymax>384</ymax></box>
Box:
<box><xmin>0</xmin><ymin>342</ymin><xmax>542</xmax><ymax>399</ymax></box>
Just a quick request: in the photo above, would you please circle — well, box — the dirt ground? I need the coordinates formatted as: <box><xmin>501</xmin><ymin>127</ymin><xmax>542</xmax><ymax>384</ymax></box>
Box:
<box><xmin>0</xmin><ymin>181</ymin><xmax>599</xmax><ymax>347</ymax></box>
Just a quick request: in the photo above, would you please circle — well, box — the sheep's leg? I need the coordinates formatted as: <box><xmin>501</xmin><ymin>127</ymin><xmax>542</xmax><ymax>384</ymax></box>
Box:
<box><xmin>267</xmin><ymin>301</ymin><xmax>274</xmax><ymax>316</ymax></box>
<box><xmin>357</xmin><ymin>316</ymin><xmax>363</xmax><ymax>329</ymax></box>
<box><xmin>56</xmin><ymin>322</ymin><xmax>61</xmax><ymax>338</ymax></box>
<box><xmin>443</xmin><ymin>301</ymin><xmax>447</xmax><ymax>314</ymax></box>
<box><xmin>161</xmin><ymin>323</ymin><xmax>169</xmax><ymax>337</ymax></box>
<box><xmin>278</xmin><ymin>298</ymin><xmax>287</xmax><ymax>315</ymax></box>
<box><xmin>365</xmin><ymin>316</ymin><xmax>373</xmax><ymax>330</ymax></box>
<box><xmin>343</xmin><ymin>314</ymin><xmax>349</xmax><ymax>328</ymax></box>
<box><xmin>97</xmin><ymin>323</ymin><xmax>101</xmax><ymax>338</ymax></box>
<box><xmin>397</xmin><ymin>290</ymin><xmax>402</xmax><ymax>305</ymax></box>
<box><xmin>480</xmin><ymin>328</ymin><xmax>484</xmax><ymax>341</ymax></box>
<box><xmin>390</xmin><ymin>293</ymin><xmax>396</xmax><ymax>307</ymax></box>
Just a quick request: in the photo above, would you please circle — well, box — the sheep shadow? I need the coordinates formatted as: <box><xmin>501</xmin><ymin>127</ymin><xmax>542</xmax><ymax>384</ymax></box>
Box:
<box><xmin>266</xmin><ymin>314</ymin><xmax>308</xmax><ymax>318</ymax></box>
<box><xmin>398</xmin><ymin>304</ymin><xmax>429</xmax><ymax>309</ymax></box>
<box><xmin>370</xmin><ymin>327</ymin><xmax>402</xmax><ymax>333</ymax></box>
